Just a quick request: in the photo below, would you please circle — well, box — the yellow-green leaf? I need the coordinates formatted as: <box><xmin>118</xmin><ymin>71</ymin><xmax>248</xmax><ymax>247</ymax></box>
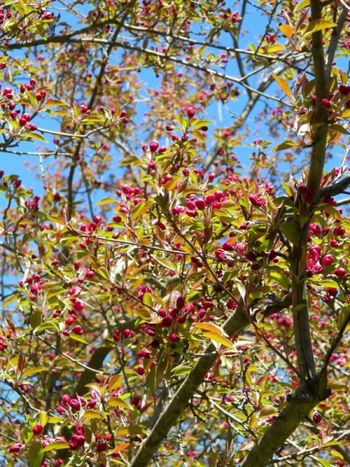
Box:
<box><xmin>294</xmin><ymin>0</ymin><xmax>310</xmax><ymax>11</ymax></box>
<box><xmin>39</xmin><ymin>411</ymin><xmax>49</xmax><ymax>427</ymax></box>
<box><xmin>116</xmin><ymin>425</ymin><xmax>146</xmax><ymax>436</ymax></box>
<box><xmin>3</xmin><ymin>293</ymin><xmax>19</xmax><ymax>307</ymax></box>
<box><xmin>275</xmin><ymin>140</ymin><xmax>300</xmax><ymax>151</ymax></box>
<box><xmin>328</xmin><ymin>379</ymin><xmax>347</xmax><ymax>390</ymax></box>
<box><xmin>22</xmin><ymin>367</ymin><xmax>47</xmax><ymax>377</ymax></box>
<box><xmin>131</xmin><ymin>200</ymin><xmax>153</xmax><ymax>220</ymax></box>
<box><xmin>329</xmin><ymin>124</ymin><xmax>349</xmax><ymax>135</ymax></box>
<box><xmin>259</xmin><ymin>405</ymin><xmax>278</xmax><ymax>417</ymax></box>
<box><xmin>48</xmin><ymin>416</ymin><xmax>63</xmax><ymax>424</ymax></box>
<box><xmin>266</xmin><ymin>44</ymin><xmax>285</xmax><ymax>54</ymax></box>
<box><xmin>82</xmin><ymin>410</ymin><xmax>104</xmax><ymax>421</ymax></box>
<box><xmin>108</xmin><ymin>375</ymin><xmax>122</xmax><ymax>391</ymax></box>
<box><xmin>202</xmin><ymin>331</ymin><xmax>234</xmax><ymax>348</ymax></box>
<box><xmin>195</xmin><ymin>322</ymin><xmax>228</xmax><ymax>336</ymax></box>
<box><xmin>304</xmin><ymin>20</ymin><xmax>336</xmax><ymax>37</ymax></box>
<box><xmin>69</xmin><ymin>334</ymin><xmax>88</xmax><ymax>345</ymax></box>
<box><xmin>155</xmin><ymin>257</ymin><xmax>177</xmax><ymax>272</ymax></box>
<box><xmin>97</xmin><ymin>197</ymin><xmax>116</xmax><ymax>206</ymax></box>
<box><xmin>108</xmin><ymin>397</ymin><xmax>132</xmax><ymax>410</ymax></box>
<box><xmin>45</xmin><ymin>99</ymin><xmax>68</xmax><ymax>108</ymax></box>
<box><xmin>236</xmin><ymin>281</ymin><xmax>246</xmax><ymax>301</ymax></box>
<box><xmin>22</xmin><ymin>132</ymin><xmax>47</xmax><ymax>142</ymax></box>
<box><xmin>40</xmin><ymin>441</ymin><xmax>70</xmax><ymax>453</ymax></box>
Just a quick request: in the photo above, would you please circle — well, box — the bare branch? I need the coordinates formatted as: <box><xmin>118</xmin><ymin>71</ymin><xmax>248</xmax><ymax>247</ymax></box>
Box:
<box><xmin>326</xmin><ymin>7</ymin><xmax>347</xmax><ymax>78</ymax></box>
<box><xmin>320</xmin><ymin>176</ymin><xmax>350</xmax><ymax>198</ymax></box>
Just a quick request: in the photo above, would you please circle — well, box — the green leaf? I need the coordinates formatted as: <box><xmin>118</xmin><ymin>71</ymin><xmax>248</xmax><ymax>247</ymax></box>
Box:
<box><xmin>143</xmin><ymin>292</ymin><xmax>153</xmax><ymax>308</ymax></box>
<box><xmin>329</xmin><ymin>124</ymin><xmax>349</xmax><ymax>135</ymax></box>
<box><xmin>30</xmin><ymin>311</ymin><xmax>42</xmax><ymax>329</ymax></box>
<box><xmin>314</xmin><ymin>458</ymin><xmax>332</xmax><ymax>467</ymax></box>
<box><xmin>119</xmin><ymin>154</ymin><xmax>142</xmax><ymax>167</ymax></box>
<box><xmin>21</xmin><ymin>132</ymin><xmax>47</xmax><ymax>142</ymax></box>
<box><xmin>97</xmin><ymin>197</ymin><xmax>116</xmax><ymax>206</ymax></box>
<box><xmin>82</xmin><ymin>410</ymin><xmax>104</xmax><ymax>421</ymax></box>
<box><xmin>47</xmin><ymin>215</ymin><xmax>65</xmax><ymax>225</ymax></box>
<box><xmin>175</xmin><ymin>114</ymin><xmax>188</xmax><ymax>130</ymax></box>
<box><xmin>269</xmin><ymin>270</ymin><xmax>290</xmax><ymax>289</ymax></box>
<box><xmin>48</xmin><ymin>416</ymin><xmax>63</xmax><ymax>424</ymax></box>
<box><xmin>259</xmin><ymin>405</ymin><xmax>278</xmax><ymax>417</ymax></box>
<box><xmin>304</xmin><ymin>20</ymin><xmax>336</xmax><ymax>36</ymax></box>
<box><xmin>337</xmin><ymin>306</ymin><xmax>350</xmax><ymax>330</ymax></box>
<box><xmin>171</xmin><ymin>365</ymin><xmax>192</xmax><ymax>376</ymax></box>
<box><xmin>236</xmin><ymin>281</ymin><xmax>246</xmax><ymax>301</ymax></box>
<box><xmin>318</xmin><ymin>279</ymin><xmax>338</xmax><ymax>289</ymax></box>
<box><xmin>44</xmin><ymin>99</ymin><xmax>68</xmax><ymax>108</ymax></box>
<box><xmin>33</xmin><ymin>320</ymin><xmax>60</xmax><ymax>334</ymax></box>
<box><xmin>132</xmin><ymin>200</ymin><xmax>153</xmax><ymax>220</ymax></box>
<box><xmin>191</xmin><ymin>119</ymin><xmax>212</xmax><ymax>130</ymax></box>
<box><xmin>267</xmin><ymin>44</ymin><xmax>285</xmax><ymax>54</ymax></box>
<box><xmin>275</xmin><ymin>140</ymin><xmax>300</xmax><ymax>151</ymax></box>
<box><xmin>195</xmin><ymin>322</ymin><xmax>229</xmax><ymax>336</ymax></box>
<box><xmin>69</xmin><ymin>334</ymin><xmax>89</xmax><ymax>345</ymax></box>
<box><xmin>294</xmin><ymin>0</ymin><xmax>310</xmax><ymax>11</ymax></box>
<box><xmin>280</xmin><ymin>222</ymin><xmax>301</xmax><ymax>245</ymax></box>
<box><xmin>155</xmin><ymin>257</ymin><xmax>177</xmax><ymax>272</ymax></box>
<box><xmin>28</xmin><ymin>441</ymin><xmax>43</xmax><ymax>467</ymax></box>
<box><xmin>22</xmin><ymin>367</ymin><xmax>47</xmax><ymax>377</ymax></box>
<box><xmin>40</xmin><ymin>441</ymin><xmax>70</xmax><ymax>453</ymax></box>
<box><xmin>3</xmin><ymin>293</ymin><xmax>19</xmax><ymax>307</ymax></box>
<box><xmin>108</xmin><ymin>374</ymin><xmax>123</xmax><ymax>391</ymax></box>
<box><xmin>39</xmin><ymin>411</ymin><xmax>49</xmax><ymax>427</ymax></box>
<box><xmin>202</xmin><ymin>331</ymin><xmax>234</xmax><ymax>349</ymax></box>
<box><xmin>116</xmin><ymin>425</ymin><xmax>146</xmax><ymax>435</ymax></box>
<box><xmin>108</xmin><ymin>397</ymin><xmax>132</xmax><ymax>410</ymax></box>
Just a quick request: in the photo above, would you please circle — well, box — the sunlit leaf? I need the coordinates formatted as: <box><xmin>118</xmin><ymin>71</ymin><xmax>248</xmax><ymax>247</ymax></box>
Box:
<box><xmin>272</xmin><ymin>74</ymin><xmax>293</xmax><ymax>100</ymax></box>
<box><xmin>259</xmin><ymin>405</ymin><xmax>278</xmax><ymax>417</ymax></box>
<box><xmin>113</xmin><ymin>443</ymin><xmax>130</xmax><ymax>453</ymax></box>
<box><xmin>304</xmin><ymin>20</ymin><xmax>336</xmax><ymax>36</ymax></box>
<box><xmin>40</xmin><ymin>441</ymin><xmax>70</xmax><ymax>453</ymax></box>
<box><xmin>22</xmin><ymin>367</ymin><xmax>47</xmax><ymax>377</ymax></box>
<box><xmin>279</xmin><ymin>24</ymin><xmax>294</xmax><ymax>38</ymax></box>
<box><xmin>202</xmin><ymin>331</ymin><xmax>234</xmax><ymax>349</ymax></box>
<box><xmin>82</xmin><ymin>410</ymin><xmax>104</xmax><ymax>421</ymax></box>
<box><xmin>194</xmin><ymin>322</ymin><xmax>229</xmax><ymax>336</ymax></box>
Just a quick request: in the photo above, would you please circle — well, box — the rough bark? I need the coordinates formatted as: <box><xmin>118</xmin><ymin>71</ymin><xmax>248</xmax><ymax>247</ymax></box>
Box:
<box><xmin>242</xmin><ymin>387</ymin><xmax>318</xmax><ymax>467</ymax></box>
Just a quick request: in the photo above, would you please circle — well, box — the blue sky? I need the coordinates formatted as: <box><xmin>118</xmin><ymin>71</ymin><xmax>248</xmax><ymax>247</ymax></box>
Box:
<box><xmin>0</xmin><ymin>2</ymin><xmax>348</xmax><ymax>200</ymax></box>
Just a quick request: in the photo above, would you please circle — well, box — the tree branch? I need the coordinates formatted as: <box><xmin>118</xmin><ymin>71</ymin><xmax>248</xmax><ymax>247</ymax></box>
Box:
<box><xmin>306</xmin><ymin>0</ymin><xmax>330</xmax><ymax>195</ymax></box>
<box><xmin>320</xmin><ymin>310</ymin><xmax>350</xmax><ymax>377</ymax></box>
<box><xmin>291</xmin><ymin>227</ymin><xmax>316</xmax><ymax>381</ymax></box>
<box><xmin>75</xmin><ymin>345</ymin><xmax>112</xmax><ymax>396</ymax></box>
<box><xmin>242</xmin><ymin>385</ymin><xmax>319</xmax><ymax>466</ymax></box>
<box><xmin>326</xmin><ymin>6</ymin><xmax>347</xmax><ymax>78</ymax></box>
<box><xmin>320</xmin><ymin>176</ymin><xmax>350</xmax><ymax>198</ymax></box>
<box><xmin>203</xmin><ymin>64</ymin><xmax>291</xmax><ymax>171</ymax></box>
<box><xmin>66</xmin><ymin>2</ymin><xmax>135</xmax><ymax>220</ymax></box>
<box><xmin>130</xmin><ymin>306</ymin><xmax>249</xmax><ymax>466</ymax></box>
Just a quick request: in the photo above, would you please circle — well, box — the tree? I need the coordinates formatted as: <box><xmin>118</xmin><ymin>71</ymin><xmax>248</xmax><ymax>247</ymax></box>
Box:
<box><xmin>0</xmin><ymin>0</ymin><xmax>349</xmax><ymax>465</ymax></box>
